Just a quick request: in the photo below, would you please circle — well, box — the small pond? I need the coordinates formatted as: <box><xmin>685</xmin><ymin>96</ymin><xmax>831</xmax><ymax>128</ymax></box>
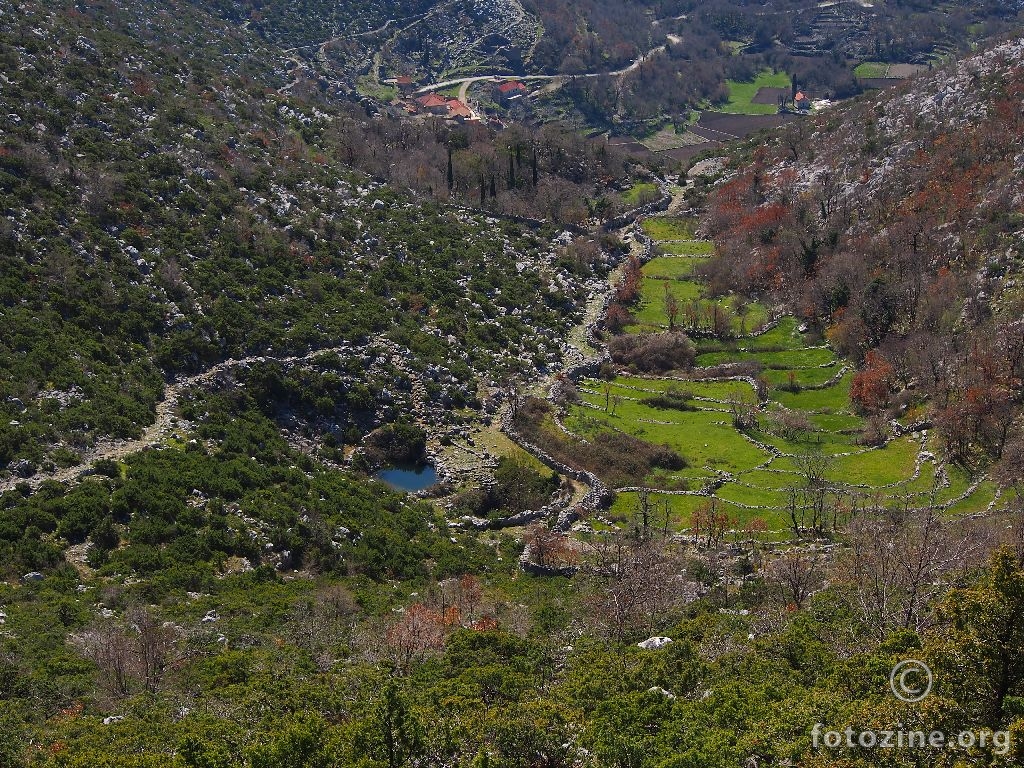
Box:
<box><xmin>375</xmin><ymin>464</ymin><xmax>439</xmax><ymax>492</ymax></box>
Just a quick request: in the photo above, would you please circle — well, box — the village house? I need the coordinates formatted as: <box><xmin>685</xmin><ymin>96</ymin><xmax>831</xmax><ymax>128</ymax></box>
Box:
<box><xmin>410</xmin><ymin>92</ymin><xmax>474</xmax><ymax>121</ymax></box>
<box><xmin>406</xmin><ymin>90</ymin><xmax>476</xmax><ymax>121</ymax></box>
<box><xmin>494</xmin><ymin>80</ymin><xmax>527</xmax><ymax>102</ymax></box>
<box><xmin>396</xmin><ymin>75</ymin><xmax>416</xmax><ymax>93</ymax></box>
<box><xmin>415</xmin><ymin>92</ymin><xmax>449</xmax><ymax>114</ymax></box>
<box><xmin>794</xmin><ymin>91</ymin><xmax>811</xmax><ymax>111</ymax></box>
<box><xmin>446</xmin><ymin>98</ymin><xmax>473</xmax><ymax>120</ymax></box>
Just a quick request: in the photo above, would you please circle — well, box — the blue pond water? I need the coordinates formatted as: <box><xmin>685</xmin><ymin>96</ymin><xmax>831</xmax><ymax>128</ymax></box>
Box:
<box><xmin>375</xmin><ymin>464</ymin><xmax>439</xmax><ymax>492</ymax></box>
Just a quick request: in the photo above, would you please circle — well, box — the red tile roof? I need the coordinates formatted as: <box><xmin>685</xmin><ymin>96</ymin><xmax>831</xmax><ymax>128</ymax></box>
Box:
<box><xmin>497</xmin><ymin>81</ymin><xmax>526</xmax><ymax>94</ymax></box>
<box><xmin>416</xmin><ymin>93</ymin><xmax>447</xmax><ymax>108</ymax></box>
<box><xmin>446</xmin><ymin>99</ymin><xmax>472</xmax><ymax>118</ymax></box>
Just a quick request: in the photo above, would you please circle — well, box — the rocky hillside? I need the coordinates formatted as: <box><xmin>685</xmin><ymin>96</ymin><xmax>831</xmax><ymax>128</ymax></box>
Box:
<box><xmin>0</xmin><ymin>0</ymin><xmax>618</xmax><ymax>480</ymax></box>
<box><xmin>704</xmin><ymin>37</ymin><xmax>1024</xmax><ymax>467</ymax></box>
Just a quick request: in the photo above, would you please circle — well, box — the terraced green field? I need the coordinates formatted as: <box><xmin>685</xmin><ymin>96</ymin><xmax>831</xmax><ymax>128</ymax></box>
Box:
<box><xmin>655</xmin><ymin>240</ymin><xmax>715</xmax><ymax>256</ymax></box>
<box><xmin>623</xmin><ymin>182</ymin><xmax>660</xmax><ymax>205</ymax></box>
<box><xmin>641</xmin><ymin>217</ymin><xmax>699</xmax><ymax>240</ymax></box>
<box><xmin>587</xmin><ymin>216</ymin><xmax>1007</xmax><ymax>533</ymax></box>
<box><xmin>644</xmin><ymin>256</ymin><xmax>706</xmax><ymax>279</ymax></box>
<box><xmin>627</xmin><ymin>253</ymin><xmax>770</xmax><ymax>334</ymax></box>
<box><xmin>854</xmin><ymin>61</ymin><xmax>890</xmax><ymax>78</ymax></box>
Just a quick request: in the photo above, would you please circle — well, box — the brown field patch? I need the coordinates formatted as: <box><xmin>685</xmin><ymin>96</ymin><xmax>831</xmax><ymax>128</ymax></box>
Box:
<box><xmin>888</xmin><ymin>63</ymin><xmax>928</xmax><ymax>78</ymax></box>
<box><xmin>694</xmin><ymin>112</ymin><xmax>796</xmax><ymax>140</ymax></box>
<box><xmin>859</xmin><ymin>77</ymin><xmax>905</xmax><ymax>90</ymax></box>
<box><xmin>751</xmin><ymin>86</ymin><xmax>789</xmax><ymax>105</ymax></box>
<box><xmin>641</xmin><ymin>127</ymin><xmax>710</xmax><ymax>152</ymax></box>
<box><xmin>665</xmin><ymin>143</ymin><xmax>721</xmax><ymax>163</ymax></box>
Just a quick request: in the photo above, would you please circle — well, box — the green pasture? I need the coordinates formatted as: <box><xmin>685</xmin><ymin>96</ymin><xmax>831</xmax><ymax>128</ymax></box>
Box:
<box><xmin>656</xmin><ymin>241</ymin><xmax>715</xmax><ymax>256</ymax></box>
<box><xmin>721</xmin><ymin>70</ymin><xmax>791</xmax><ymax>115</ymax></box>
<box><xmin>623</xmin><ymin>182</ymin><xmax>660</xmax><ymax>205</ymax></box>
<box><xmin>609</xmin><ymin>490</ymin><xmax>792</xmax><ymax>533</ymax></box>
<box><xmin>641</xmin><ymin>217</ymin><xmax>699</xmax><ymax>240</ymax></box>
<box><xmin>854</xmin><ymin>61</ymin><xmax>889</xmax><ymax>78</ymax></box>
<box><xmin>643</xmin><ymin>256</ymin><xmax>705</xmax><ymax>280</ymax></box>
<box><xmin>695</xmin><ymin>346</ymin><xmax>837</xmax><ymax>369</ymax></box>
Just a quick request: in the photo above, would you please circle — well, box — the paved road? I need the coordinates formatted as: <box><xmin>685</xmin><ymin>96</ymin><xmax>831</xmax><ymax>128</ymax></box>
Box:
<box><xmin>415</xmin><ymin>40</ymin><xmax>671</xmax><ymax>97</ymax></box>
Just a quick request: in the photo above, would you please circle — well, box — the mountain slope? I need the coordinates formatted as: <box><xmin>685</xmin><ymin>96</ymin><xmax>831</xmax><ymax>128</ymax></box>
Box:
<box><xmin>0</xmin><ymin>0</ymin><xmax>610</xmax><ymax>479</ymax></box>
<box><xmin>704</xmin><ymin>36</ymin><xmax>1024</xmax><ymax>466</ymax></box>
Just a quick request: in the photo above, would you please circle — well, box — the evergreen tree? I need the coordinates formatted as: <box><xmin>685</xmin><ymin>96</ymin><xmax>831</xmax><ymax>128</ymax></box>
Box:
<box><xmin>937</xmin><ymin>549</ymin><xmax>1024</xmax><ymax>729</ymax></box>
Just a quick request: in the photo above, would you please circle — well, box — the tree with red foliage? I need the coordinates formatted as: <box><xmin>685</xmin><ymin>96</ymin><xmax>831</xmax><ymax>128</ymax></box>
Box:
<box><xmin>385</xmin><ymin>603</ymin><xmax>445</xmax><ymax>669</ymax></box>
<box><xmin>691</xmin><ymin>499</ymin><xmax>730</xmax><ymax>547</ymax></box>
<box><xmin>615</xmin><ymin>254</ymin><xmax>643</xmax><ymax>305</ymax></box>
<box><xmin>605</xmin><ymin>301</ymin><xmax>633</xmax><ymax>333</ymax></box>
<box><xmin>524</xmin><ymin>524</ymin><xmax>578</xmax><ymax>568</ymax></box>
<box><xmin>470</xmin><ymin>616</ymin><xmax>499</xmax><ymax>632</ymax></box>
<box><xmin>456</xmin><ymin>574</ymin><xmax>482</xmax><ymax>620</ymax></box>
<box><xmin>850</xmin><ymin>350</ymin><xmax>894</xmax><ymax>413</ymax></box>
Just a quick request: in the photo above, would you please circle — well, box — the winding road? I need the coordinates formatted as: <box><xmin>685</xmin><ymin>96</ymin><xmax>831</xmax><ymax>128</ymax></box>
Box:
<box><xmin>415</xmin><ymin>39</ymin><xmax>671</xmax><ymax>99</ymax></box>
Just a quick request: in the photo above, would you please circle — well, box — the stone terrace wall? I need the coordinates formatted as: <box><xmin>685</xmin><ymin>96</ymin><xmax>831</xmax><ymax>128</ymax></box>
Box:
<box><xmin>602</xmin><ymin>192</ymin><xmax>671</xmax><ymax>231</ymax></box>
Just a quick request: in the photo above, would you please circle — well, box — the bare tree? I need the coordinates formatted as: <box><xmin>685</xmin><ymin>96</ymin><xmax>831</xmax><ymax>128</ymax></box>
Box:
<box><xmin>524</xmin><ymin>524</ymin><xmax>577</xmax><ymax>569</ymax></box>
<box><xmin>72</xmin><ymin>621</ymin><xmax>138</xmax><ymax>699</ymax></box>
<box><xmin>127</xmin><ymin>606</ymin><xmax>177</xmax><ymax>694</ymax></box>
<box><xmin>456</xmin><ymin>574</ymin><xmax>483</xmax><ymax>621</ymax></box>
<box><xmin>636</xmin><ymin>487</ymin><xmax>653</xmax><ymax>536</ymax></box>
<box><xmin>505</xmin><ymin>379</ymin><xmax>523</xmax><ymax>421</ymax></box>
<box><xmin>728</xmin><ymin>386</ymin><xmax>759</xmax><ymax>431</ymax></box>
<box><xmin>385</xmin><ymin>604</ymin><xmax>445</xmax><ymax>670</ymax></box>
<box><xmin>840</xmin><ymin>502</ymin><xmax>977</xmax><ymax>636</ymax></box>
<box><xmin>583</xmin><ymin>532</ymin><xmax>686</xmax><ymax>641</ymax></box>
<box><xmin>663</xmin><ymin>281</ymin><xmax>679</xmax><ymax>331</ymax></box>
<box><xmin>768</xmin><ymin>551</ymin><xmax>822</xmax><ymax>609</ymax></box>
<box><xmin>994</xmin><ymin>435</ymin><xmax>1024</xmax><ymax>561</ymax></box>
<box><xmin>786</xmin><ymin>451</ymin><xmax>836</xmax><ymax>537</ymax></box>
<box><xmin>291</xmin><ymin>584</ymin><xmax>360</xmax><ymax>668</ymax></box>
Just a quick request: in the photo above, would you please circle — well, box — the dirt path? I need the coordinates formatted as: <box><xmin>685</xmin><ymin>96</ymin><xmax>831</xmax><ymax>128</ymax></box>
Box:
<box><xmin>0</xmin><ymin>345</ymin><xmax>362</xmax><ymax>494</ymax></box>
<box><xmin>278</xmin><ymin>53</ymin><xmax>308</xmax><ymax>95</ymax></box>
<box><xmin>0</xmin><ymin>387</ymin><xmax>180</xmax><ymax>494</ymax></box>
<box><xmin>3</xmin><ymin>191</ymin><xmax>678</xmax><ymax>507</ymax></box>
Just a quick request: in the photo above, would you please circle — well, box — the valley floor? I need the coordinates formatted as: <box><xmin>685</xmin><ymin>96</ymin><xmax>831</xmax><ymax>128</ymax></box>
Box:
<box><xmin>494</xmin><ymin>191</ymin><xmax>1011</xmax><ymax>540</ymax></box>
